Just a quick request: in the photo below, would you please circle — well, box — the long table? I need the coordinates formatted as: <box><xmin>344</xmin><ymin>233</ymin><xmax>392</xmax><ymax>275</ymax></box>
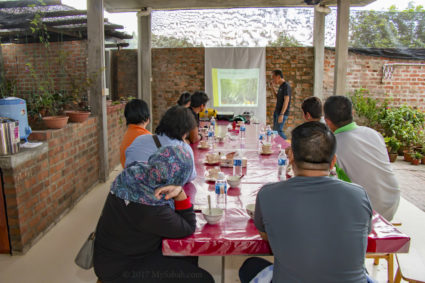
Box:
<box><xmin>162</xmin><ymin>123</ymin><xmax>410</xmax><ymax>256</ymax></box>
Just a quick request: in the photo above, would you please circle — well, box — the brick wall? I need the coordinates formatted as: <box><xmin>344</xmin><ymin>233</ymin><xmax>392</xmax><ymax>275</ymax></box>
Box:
<box><xmin>3</xmin><ymin>118</ymin><xmax>99</xmax><ymax>253</ymax></box>
<box><xmin>266</xmin><ymin>47</ymin><xmax>314</xmax><ymax>132</ymax></box>
<box><xmin>112</xmin><ymin>50</ymin><xmax>138</xmax><ymax>100</ymax></box>
<box><xmin>1</xmin><ymin>41</ymin><xmax>87</xmax><ymax>98</ymax></box>
<box><xmin>151</xmin><ymin>48</ymin><xmax>205</xmax><ymax>129</ymax></box>
<box><xmin>112</xmin><ymin>47</ymin><xmax>425</xmax><ymax>136</ymax></box>
<box><xmin>1</xmin><ymin>105</ymin><xmax>126</xmax><ymax>253</ymax></box>
<box><xmin>114</xmin><ymin>47</ymin><xmax>311</xmax><ymax>132</ymax></box>
<box><xmin>323</xmin><ymin>49</ymin><xmax>425</xmax><ymax>111</ymax></box>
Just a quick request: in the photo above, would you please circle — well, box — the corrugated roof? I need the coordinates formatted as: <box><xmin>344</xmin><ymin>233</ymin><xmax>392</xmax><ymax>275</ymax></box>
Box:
<box><xmin>0</xmin><ymin>0</ymin><xmax>132</xmax><ymax>44</ymax></box>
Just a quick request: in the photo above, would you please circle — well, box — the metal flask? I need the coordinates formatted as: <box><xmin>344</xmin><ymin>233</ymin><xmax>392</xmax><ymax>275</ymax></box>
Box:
<box><xmin>0</xmin><ymin>117</ymin><xmax>20</xmax><ymax>155</ymax></box>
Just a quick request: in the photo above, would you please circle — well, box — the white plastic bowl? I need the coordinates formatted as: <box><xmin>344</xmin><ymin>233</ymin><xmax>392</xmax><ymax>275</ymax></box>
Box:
<box><xmin>202</xmin><ymin>208</ymin><xmax>223</xmax><ymax>225</ymax></box>
<box><xmin>227</xmin><ymin>176</ymin><xmax>241</xmax><ymax>188</ymax></box>
<box><xmin>246</xmin><ymin>204</ymin><xmax>255</xmax><ymax>219</ymax></box>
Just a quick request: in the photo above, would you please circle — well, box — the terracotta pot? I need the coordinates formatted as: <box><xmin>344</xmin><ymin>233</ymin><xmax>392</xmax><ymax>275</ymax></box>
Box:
<box><xmin>42</xmin><ymin>116</ymin><xmax>69</xmax><ymax>129</ymax></box>
<box><xmin>422</xmin><ymin>157</ymin><xmax>425</xmax><ymax>164</ymax></box>
<box><xmin>411</xmin><ymin>159</ymin><xmax>420</xmax><ymax>165</ymax></box>
<box><xmin>65</xmin><ymin>111</ymin><xmax>91</xmax><ymax>123</ymax></box>
<box><xmin>388</xmin><ymin>153</ymin><xmax>398</xmax><ymax>163</ymax></box>
<box><xmin>403</xmin><ymin>151</ymin><xmax>413</xmax><ymax>162</ymax></box>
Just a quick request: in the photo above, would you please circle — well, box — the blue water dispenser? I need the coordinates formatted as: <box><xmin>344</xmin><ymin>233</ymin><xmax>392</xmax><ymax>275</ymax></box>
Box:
<box><xmin>0</xmin><ymin>97</ymin><xmax>32</xmax><ymax>141</ymax></box>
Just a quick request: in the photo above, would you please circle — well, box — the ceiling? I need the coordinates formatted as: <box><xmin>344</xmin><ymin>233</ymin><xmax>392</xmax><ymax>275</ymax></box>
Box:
<box><xmin>104</xmin><ymin>0</ymin><xmax>376</xmax><ymax>12</ymax></box>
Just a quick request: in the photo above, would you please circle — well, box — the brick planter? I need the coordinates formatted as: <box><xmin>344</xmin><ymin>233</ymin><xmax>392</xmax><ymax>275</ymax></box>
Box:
<box><xmin>0</xmin><ymin>106</ymin><xmax>126</xmax><ymax>254</ymax></box>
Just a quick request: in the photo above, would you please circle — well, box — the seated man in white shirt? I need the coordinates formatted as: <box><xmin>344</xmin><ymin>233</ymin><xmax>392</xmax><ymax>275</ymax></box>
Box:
<box><xmin>324</xmin><ymin>95</ymin><xmax>400</xmax><ymax>221</ymax></box>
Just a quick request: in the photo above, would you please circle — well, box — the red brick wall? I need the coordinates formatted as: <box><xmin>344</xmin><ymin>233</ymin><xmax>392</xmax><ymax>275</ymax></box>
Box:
<box><xmin>114</xmin><ymin>47</ymin><xmax>310</xmax><ymax>132</ymax></box>
<box><xmin>1</xmin><ymin>41</ymin><xmax>87</xmax><ymax>98</ymax></box>
<box><xmin>323</xmin><ymin>49</ymin><xmax>425</xmax><ymax>111</ymax></box>
<box><xmin>151</xmin><ymin>48</ymin><xmax>205</xmax><ymax>129</ymax></box>
<box><xmin>112</xmin><ymin>50</ymin><xmax>138</xmax><ymax>100</ymax></box>
<box><xmin>2</xmin><ymin>105</ymin><xmax>126</xmax><ymax>253</ymax></box>
<box><xmin>4</xmin><ymin>118</ymin><xmax>99</xmax><ymax>253</ymax></box>
<box><xmin>113</xmin><ymin>47</ymin><xmax>425</xmax><ymax>136</ymax></box>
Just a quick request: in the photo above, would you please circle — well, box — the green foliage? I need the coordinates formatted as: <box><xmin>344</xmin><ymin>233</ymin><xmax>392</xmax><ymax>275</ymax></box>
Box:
<box><xmin>414</xmin><ymin>152</ymin><xmax>423</xmax><ymax>160</ymax></box>
<box><xmin>350</xmin><ymin>88</ymin><xmax>385</xmax><ymax>128</ymax></box>
<box><xmin>0</xmin><ymin>79</ymin><xmax>18</xmax><ymax>98</ymax></box>
<box><xmin>152</xmin><ymin>34</ymin><xmax>195</xmax><ymax>48</ymax></box>
<box><xmin>351</xmin><ymin>89</ymin><xmax>425</xmax><ymax>150</ymax></box>
<box><xmin>267</xmin><ymin>31</ymin><xmax>302</xmax><ymax>47</ymax></box>
<box><xmin>350</xmin><ymin>2</ymin><xmax>425</xmax><ymax>48</ymax></box>
<box><xmin>384</xmin><ymin>136</ymin><xmax>401</xmax><ymax>154</ymax></box>
<box><xmin>379</xmin><ymin>105</ymin><xmax>425</xmax><ymax>147</ymax></box>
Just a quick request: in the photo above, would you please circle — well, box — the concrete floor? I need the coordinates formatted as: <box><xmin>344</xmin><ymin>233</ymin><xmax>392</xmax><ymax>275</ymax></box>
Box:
<box><xmin>0</xmin><ymin>160</ymin><xmax>424</xmax><ymax>283</ymax></box>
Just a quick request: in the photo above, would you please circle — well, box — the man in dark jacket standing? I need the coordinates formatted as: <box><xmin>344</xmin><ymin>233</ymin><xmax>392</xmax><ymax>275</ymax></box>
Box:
<box><xmin>268</xmin><ymin>70</ymin><xmax>291</xmax><ymax>139</ymax></box>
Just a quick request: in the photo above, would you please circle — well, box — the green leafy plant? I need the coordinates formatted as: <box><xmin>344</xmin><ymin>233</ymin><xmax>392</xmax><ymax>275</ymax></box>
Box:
<box><xmin>379</xmin><ymin>105</ymin><xmax>425</xmax><ymax>149</ymax></box>
<box><xmin>384</xmin><ymin>136</ymin><xmax>401</xmax><ymax>154</ymax></box>
<box><xmin>413</xmin><ymin>152</ymin><xmax>423</xmax><ymax>160</ymax></box>
<box><xmin>0</xmin><ymin>79</ymin><xmax>18</xmax><ymax>98</ymax></box>
<box><xmin>350</xmin><ymin>89</ymin><xmax>384</xmax><ymax>129</ymax></box>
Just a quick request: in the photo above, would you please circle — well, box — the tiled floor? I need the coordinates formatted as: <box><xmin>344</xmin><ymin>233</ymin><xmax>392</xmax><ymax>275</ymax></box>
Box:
<box><xmin>1</xmin><ymin>162</ymin><xmax>424</xmax><ymax>283</ymax></box>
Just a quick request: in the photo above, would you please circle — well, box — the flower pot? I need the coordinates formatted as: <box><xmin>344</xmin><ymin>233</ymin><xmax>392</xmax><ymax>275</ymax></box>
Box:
<box><xmin>403</xmin><ymin>151</ymin><xmax>413</xmax><ymax>162</ymax></box>
<box><xmin>388</xmin><ymin>153</ymin><xmax>398</xmax><ymax>163</ymax></box>
<box><xmin>42</xmin><ymin>116</ymin><xmax>69</xmax><ymax>129</ymax></box>
<box><xmin>422</xmin><ymin>157</ymin><xmax>425</xmax><ymax>164</ymax></box>
<box><xmin>411</xmin><ymin>159</ymin><xmax>420</xmax><ymax>165</ymax></box>
<box><xmin>65</xmin><ymin>111</ymin><xmax>91</xmax><ymax>123</ymax></box>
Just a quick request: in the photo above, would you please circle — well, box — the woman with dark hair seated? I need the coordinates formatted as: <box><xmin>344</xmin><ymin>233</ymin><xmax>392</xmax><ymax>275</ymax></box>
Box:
<box><xmin>94</xmin><ymin>146</ymin><xmax>214</xmax><ymax>283</ymax></box>
<box><xmin>125</xmin><ymin>105</ymin><xmax>197</xmax><ymax>182</ymax></box>
<box><xmin>177</xmin><ymin>92</ymin><xmax>191</xmax><ymax>108</ymax></box>
<box><xmin>120</xmin><ymin>99</ymin><xmax>151</xmax><ymax>168</ymax></box>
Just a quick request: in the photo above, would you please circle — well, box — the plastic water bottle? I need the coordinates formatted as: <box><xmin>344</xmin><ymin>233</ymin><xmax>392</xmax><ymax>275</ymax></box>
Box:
<box><xmin>208</xmin><ymin>125</ymin><xmax>215</xmax><ymax>149</ymax></box>
<box><xmin>210</xmin><ymin>116</ymin><xmax>216</xmax><ymax>130</ymax></box>
<box><xmin>240</xmin><ymin>121</ymin><xmax>246</xmax><ymax>139</ymax></box>
<box><xmin>278</xmin><ymin>150</ymin><xmax>288</xmax><ymax>181</ymax></box>
<box><xmin>215</xmin><ymin>172</ymin><xmax>227</xmax><ymax>194</ymax></box>
<box><xmin>266</xmin><ymin>125</ymin><xmax>272</xmax><ymax>143</ymax></box>
<box><xmin>233</xmin><ymin>150</ymin><xmax>243</xmax><ymax>176</ymax></box>
<box><xmin>258</xmin><ymin>129</ymin><xmax>265</xmax><ymax>151</ymax></box>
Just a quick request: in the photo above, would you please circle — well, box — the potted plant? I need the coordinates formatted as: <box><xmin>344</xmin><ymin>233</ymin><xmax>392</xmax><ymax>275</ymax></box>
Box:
<box><xmin>384</xmin><ymin>136</ymin><xmax>400</xmax><ymax>163</ymax></box>
<box><xmin>411</xmin><ymin>152</ymin><xmax>423</xmax><ymax>165</ymax></box>
<box><xmin>41</xmin><ymin>92</ymin><xmax>69</xmax><ymax>129</ymax></box>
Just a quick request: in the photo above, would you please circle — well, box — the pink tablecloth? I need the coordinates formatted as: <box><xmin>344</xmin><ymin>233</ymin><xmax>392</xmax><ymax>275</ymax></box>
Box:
<box><xmin>162</xmin><ymin>124</ymin><xmax>410</xmax><ymax>256</ymax></box>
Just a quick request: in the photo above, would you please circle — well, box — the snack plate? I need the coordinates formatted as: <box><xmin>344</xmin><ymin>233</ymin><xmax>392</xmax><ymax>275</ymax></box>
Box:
<box><xmin>205</xmin><ymin>176</ymin><xmax>218</xmax><ymax>182</ymax></box>
<box><xmin>203</xmin><ymin>160</ymin><xmax>220</xmax><ymax>165</ymax></box>
<box><xmin>197</xmin><ymin>145</ymin><xmax>210</xmax><ymax>150</ymax></box>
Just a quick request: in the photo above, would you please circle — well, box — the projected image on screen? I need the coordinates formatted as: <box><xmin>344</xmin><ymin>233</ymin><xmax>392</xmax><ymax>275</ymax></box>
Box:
<box><xmin>212</xmin><ymin>68</ymin><xmax>259</xmax><ymax>107</ymax></box>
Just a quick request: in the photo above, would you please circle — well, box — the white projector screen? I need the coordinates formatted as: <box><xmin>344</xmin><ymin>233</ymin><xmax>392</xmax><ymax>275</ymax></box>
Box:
<box><xmin>205</xmin><ymin>47</ymin><xmax>266</xmax><ymax>122</ymax></box>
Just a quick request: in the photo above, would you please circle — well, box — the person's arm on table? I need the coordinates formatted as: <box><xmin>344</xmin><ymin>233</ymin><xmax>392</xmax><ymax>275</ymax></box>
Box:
<box><xmin>188</xmin><ymin>127</ymin><xmax>201</xmax><ymax>144</ymax></box>
<box><xmin>254</xmin><ymin>193</ymin><xmax>268</xmax><ymax>242</ymax></box>
<box><xmin>144</xmin><ymin>185</ymin><xmax>196</xmax><ymax>238</ymax></box>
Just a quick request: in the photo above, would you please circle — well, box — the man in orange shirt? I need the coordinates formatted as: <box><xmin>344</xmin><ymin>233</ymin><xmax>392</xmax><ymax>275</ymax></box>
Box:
<box><xmin>120</xmin><ymin>99</ymin><xmax>151</xmax><ymax>168</ymax></box>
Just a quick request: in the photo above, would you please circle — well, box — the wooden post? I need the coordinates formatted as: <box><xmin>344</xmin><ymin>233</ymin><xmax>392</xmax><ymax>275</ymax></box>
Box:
<box><xmin>87</xmin><ymin>0</ymin><xmax>109</xmax><ymax>181</ymax></box>
<box><xmin>333</xmin><ymin>0</ymin><xmax>350</xmax><ymax>96</ymax></box>
<box><xmin>137</xmin><ymin>9</ymin><xmax>153</xmax><ymax>132</ymax></box>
